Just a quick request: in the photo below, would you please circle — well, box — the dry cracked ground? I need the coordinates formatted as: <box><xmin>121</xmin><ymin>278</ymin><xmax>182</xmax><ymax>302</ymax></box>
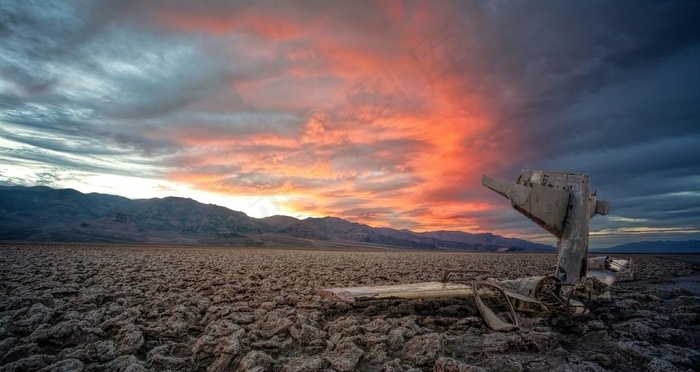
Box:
<box><xmin>1</xmin><ymin>244</ymin><xmax>699</xmax><ymax>372</ymax></box>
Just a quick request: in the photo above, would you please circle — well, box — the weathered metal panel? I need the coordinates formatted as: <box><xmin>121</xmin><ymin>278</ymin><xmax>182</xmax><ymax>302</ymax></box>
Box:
<box><xmin>318</xmin><ymin>281</ymin><xmax>474</xmax><ymax>303</ymax></box>
<box><xmin>483</xmin><ymin>171</ymin><xmax>611</xmax><ymax>283</ymax></box>
<box><xmin>554</xmin><ymin>173</ymin><xmax>590</xmax><ymax>283</ymax></box>
<box><xmin>482</xmin><ymin>175</ymin><xmax>569</xmax><ymax>236</ymax></box>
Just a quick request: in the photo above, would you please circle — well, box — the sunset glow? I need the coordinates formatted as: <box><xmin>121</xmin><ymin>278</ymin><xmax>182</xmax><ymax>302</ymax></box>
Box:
<box><xmin>1</xmin><ymin>1</ymin><xmax>699</xmax><ymax>247</ymax></box>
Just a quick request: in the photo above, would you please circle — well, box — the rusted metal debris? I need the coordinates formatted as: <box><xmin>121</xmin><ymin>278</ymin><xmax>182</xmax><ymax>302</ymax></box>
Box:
<box><xmin>319</xmin><ymin>171</ymin><xmax>632</xmax><ymax>332</ymax></box>
<box><xmin>483</xmin><ymin>171</ymin><xmax>614</xmax><ymax>284</ymax></box>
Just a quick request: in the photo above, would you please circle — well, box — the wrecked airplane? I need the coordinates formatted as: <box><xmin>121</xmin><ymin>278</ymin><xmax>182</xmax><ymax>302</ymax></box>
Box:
<box><xmin>319</xmin><ymin>171</ymin><xmax>632</xmax><ymax>331</ymax></box>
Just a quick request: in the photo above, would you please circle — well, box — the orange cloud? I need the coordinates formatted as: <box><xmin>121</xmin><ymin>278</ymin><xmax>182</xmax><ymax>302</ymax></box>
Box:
<box><xmin>148</xmin><ymin>4</ymin><xmax>524</xmax><ymax>234</ymax></box>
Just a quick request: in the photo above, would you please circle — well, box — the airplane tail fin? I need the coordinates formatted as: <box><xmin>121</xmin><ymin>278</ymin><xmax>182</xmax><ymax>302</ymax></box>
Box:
<box><xmin>482</xmin><ymin>175</ymin><xmax>570</xmax><ymax>237</ymax></box>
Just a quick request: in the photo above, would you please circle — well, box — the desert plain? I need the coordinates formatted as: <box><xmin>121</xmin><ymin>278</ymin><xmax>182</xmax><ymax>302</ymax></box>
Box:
<box><xmin>1</xmin><ymin>244</ymin><xmax>699</xmax><ymax>371</ymax></box>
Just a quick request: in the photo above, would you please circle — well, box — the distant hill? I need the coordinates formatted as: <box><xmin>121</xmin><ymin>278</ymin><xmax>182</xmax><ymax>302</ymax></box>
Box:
<box><xmin>274</xmin><ymin>217</ymin><xmax>527</xmax><ymax>250</ymax></box>
<box><xmin>420</xmin><ymin>231</ymin><xmax>554</xmax><ymax>251</ymax></box>
<box><xmin>260</xmin><ymin>215</ymin><xmax>301</xmax><ymax>229</ymax></box>
<box><xmin>0</xmin><ymin>185</ymin><xmax>555</xmax><ymax>251</ymax></box>
<box><xmin>593</xmin><ymin>240</ymin><xmax>700</xmax><ymax>254</ymax></box>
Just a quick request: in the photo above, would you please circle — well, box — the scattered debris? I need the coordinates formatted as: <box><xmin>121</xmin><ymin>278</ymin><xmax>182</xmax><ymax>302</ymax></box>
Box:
<box><xmin>320</xmin><ymin>171</ymin><xmax>634</xmax><ymax>331</ymax></box>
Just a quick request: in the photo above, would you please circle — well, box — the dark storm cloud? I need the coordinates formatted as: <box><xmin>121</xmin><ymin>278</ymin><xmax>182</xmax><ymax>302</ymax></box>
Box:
<box><xmin>527</xmin><ymin>46</ymin><xmax>700</xmax><ymax>156</ymax></box>
<box><xmin>452</xmin><ymin>1</ymin><xmax>700</xmax><ymax>114</ymax></box>
<box><xmin>444</xmin><ymin>0</ymin><xmax>700</xmax><ymax>161</ymax></box>
<box><xmin>435</xmin><ymin>0</ymin><xmax>700</xmax><ymax>245</ymax></box>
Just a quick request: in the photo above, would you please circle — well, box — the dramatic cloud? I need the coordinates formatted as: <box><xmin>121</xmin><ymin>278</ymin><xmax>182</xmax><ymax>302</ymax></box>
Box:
<box><xmin>1</xmin><ymin>0</ymin><xmax>698</xmax><ymax>247</ymax></box>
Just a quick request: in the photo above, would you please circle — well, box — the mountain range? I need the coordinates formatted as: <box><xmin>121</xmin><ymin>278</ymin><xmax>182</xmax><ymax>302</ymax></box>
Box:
<box><xmin>0</xmin><ymin>185</ymin><xmax>553</xmax><ymax>251</ymax></box>
<box><xmin>591</xmin><ymin>240</ymin><xmax>700</xmax><ymax>254</ymax></box>
<box><xmin>2</xmin><ymin>186</ymin><xmax>697</xmax><ymax>253</ymax></box>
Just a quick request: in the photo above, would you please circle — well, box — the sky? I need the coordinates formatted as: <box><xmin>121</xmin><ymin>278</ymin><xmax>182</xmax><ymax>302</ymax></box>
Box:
<box><xmin>1</xmin><ymin>0</ymin><xmax>699</xmax><ymax>248</ymax></box>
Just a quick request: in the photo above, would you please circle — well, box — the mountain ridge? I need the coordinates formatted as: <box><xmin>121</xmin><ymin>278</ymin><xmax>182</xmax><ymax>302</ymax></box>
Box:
<box><xmin>0</xmin><ymin>185</ymin><xmax>554</xmax><ymax>251</ymax></box>
<box><xmin>591</xmin><ymin>240</ymin><xmax>700</xmax><ymax>254</ymax></box>
<box><xmin>2</xmin><ymin>185</ymin><xmax>696</xmax><ymax>253</ymax></box>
